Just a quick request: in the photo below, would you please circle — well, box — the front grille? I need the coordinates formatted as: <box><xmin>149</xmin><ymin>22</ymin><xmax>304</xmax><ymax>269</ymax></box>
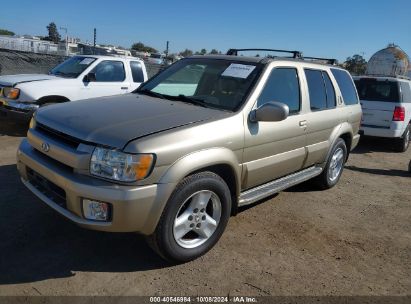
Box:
<box><xmin>27</xmin><ymin>167</ymin><xmax>67</xmax><ymax>209</ymax></box>
<box><xmin>36</xmin><ymin>123</ymin><xmax>81</xmax><ymax>149</ymax></box>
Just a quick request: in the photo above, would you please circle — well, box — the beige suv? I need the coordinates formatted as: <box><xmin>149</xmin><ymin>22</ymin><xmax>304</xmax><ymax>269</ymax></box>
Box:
<box><xmin>17</xmin><ymin>49</ymin><xmax>361</xmax><ymax>262</ymax></box>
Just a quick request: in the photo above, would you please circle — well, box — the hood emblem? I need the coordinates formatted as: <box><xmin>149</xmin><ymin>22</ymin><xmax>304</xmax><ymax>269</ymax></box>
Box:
<box><xmin>41</xmin><ymin>142</ymin><xmax>50</xmax><ymax>152</ymax></box>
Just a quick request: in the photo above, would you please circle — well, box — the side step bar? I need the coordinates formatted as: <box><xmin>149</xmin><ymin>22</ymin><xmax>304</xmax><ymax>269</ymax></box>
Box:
<box><xmin>238</xmin><ymin>166</ymin><xmax>323</xmax><ymax>207</ymax></box>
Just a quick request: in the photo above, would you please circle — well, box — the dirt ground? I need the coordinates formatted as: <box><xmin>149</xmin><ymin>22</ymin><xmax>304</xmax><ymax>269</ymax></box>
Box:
<box><xmin>0</xmin><ymin>119</ymin><xmax>410</xmax><ymax>297</ymax></box>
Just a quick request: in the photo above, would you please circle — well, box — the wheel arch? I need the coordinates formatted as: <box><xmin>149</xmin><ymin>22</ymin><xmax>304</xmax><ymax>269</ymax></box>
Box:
<box><xmin>37</xmin><ymin>95</ymin><xmax>70</xmax><ymax>105</ymax></box>
<box><xmin>158</xmin><ymin>148</ymin><xmax>242</xmax><ymax>215</ymax></box>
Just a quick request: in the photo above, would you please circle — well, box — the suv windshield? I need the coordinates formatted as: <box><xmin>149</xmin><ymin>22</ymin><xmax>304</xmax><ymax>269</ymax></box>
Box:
<box><xmin>354</xmin><ymin>79</ymin><xmax>400</xmax><ymax>102</ymax></box>
<box><xmin>137</xmin><ymin>58</ymin><xmax>262</xmax><ymax>111</ymax></box>
<box><xmin>49</xmin><ymin>56</ymin><xmax>96</xmax><ymax>78</ymax></box>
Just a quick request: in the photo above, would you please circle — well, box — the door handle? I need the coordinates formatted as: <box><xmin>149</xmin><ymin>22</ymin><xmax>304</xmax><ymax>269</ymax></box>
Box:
<box><xmin>299</xmin><ymin>120</ymin><xmax>307</xmax><ymax>127</ymax></box>
<box><xmin>121</xmin><ymin>87</ymin><xmax>128</xmax><ymax>90</ymax></box>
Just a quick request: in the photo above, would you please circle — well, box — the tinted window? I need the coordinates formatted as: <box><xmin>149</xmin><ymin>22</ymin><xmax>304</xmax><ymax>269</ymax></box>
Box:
<box><xmin>92</xmin><ymin>61</ymin><xmax>125</xmax><ymax>82</ymax></box>
<box><xmin>331</xmin><ymin>69</ymin><xmax>359</xmax><ymax>105</ymax></box>
<box><xmin>323</xmin><ymin>71</ymin><xmax>336</xmax><ymax>108</ymax></box>
<box><xmin>305</xmin><ymin>69</ymin><xmax>327</xmax><ymax>111</ymax></box>
<box><xmin>354</xmin><ymin>79</ymin><xmax>400</xmax><ymax>102</ymax></box>
<box><xmin>257</xmin><ymin>68</ymin><xmax>300</xmax><ymax>113</ymax></box>
<box><xmin>130</xmin><ymin>61</ymin><xmax>145</xmax><ymax>82</ymax></box>
<box><xmin>400</xmin><ymin>81</ymin><xmax>411</xmax><ymax>103</ymax></box>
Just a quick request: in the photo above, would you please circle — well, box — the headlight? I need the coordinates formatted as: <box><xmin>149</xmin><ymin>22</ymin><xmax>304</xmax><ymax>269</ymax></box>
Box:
<box><xmin>3</xmin><ymin>87</ymin><xmax>20</xmax><ymax>99</ymax></box>
<box><xmin>90</xmin><ymin>147</ymin><xmax>154</xmax><ymax>182</ymax></box>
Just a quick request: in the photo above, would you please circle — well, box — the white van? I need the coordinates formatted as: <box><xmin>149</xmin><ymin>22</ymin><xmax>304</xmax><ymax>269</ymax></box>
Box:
<box><xmin>354</xmin><ymin>76</ymin><xmax>411</xmax><ymax>152</ymax></box>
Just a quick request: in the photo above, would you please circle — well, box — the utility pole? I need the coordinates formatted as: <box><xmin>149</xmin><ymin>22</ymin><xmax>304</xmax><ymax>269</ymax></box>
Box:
<box><xmin>93</xmin><ymin>28</ymin><xmax>97</xmax><ymax>54</ymax></box>
<box><xmin>60</xmin><ymin>26</ymin><xmax>68</xmax><ymax>56</ymax></box>
<box><xmin>165</xmin><ymin>41</ymin><xmax>169</xmax><ymax>58</ymax></box>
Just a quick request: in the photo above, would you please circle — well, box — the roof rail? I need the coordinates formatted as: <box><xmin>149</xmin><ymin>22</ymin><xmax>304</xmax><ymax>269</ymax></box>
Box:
<box><xmin>226</xmin><ymin>48</ymin><xmax>302</xmax><ymax>59</ymax></box>
<box><xmin>303</xmin><ymin>56</ymin><xmax>338</xmax><ymax>65</ymax></box>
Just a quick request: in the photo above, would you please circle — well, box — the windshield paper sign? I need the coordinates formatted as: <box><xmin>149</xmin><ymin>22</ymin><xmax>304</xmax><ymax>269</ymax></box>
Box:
<box><xmin>222</xmin><ymin>64</ymin><xmax>256</xmax><ymax>79</ymax></box>
<box><xmin>79</xmin><ymin>58</ymin><xmax>95</xmax><ymax>65</ymax></box>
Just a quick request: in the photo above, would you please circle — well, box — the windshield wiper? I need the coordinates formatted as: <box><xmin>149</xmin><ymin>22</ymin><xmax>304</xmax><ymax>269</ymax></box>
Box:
<box><xmin>174</xmin><ymin>95</ymin><xmax>210</xmax><ymax>108</ymax></box>
<box><xmin>50</xmin><ymin>71</ymin><xmax>69</xmax><ymax>78</ymax></box>
<box><xmin>137</xmin><ymin>89</ymin><xmax>166</xmax><ymax>99</ymax></box>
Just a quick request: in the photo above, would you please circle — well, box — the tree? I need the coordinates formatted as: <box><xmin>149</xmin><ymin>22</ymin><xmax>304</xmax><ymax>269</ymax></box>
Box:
<box><xmin>131</xmin><ymin>42</ymin><xmax>158</xmax><ymax>53</ymax></box>
<box><xmin>46</xmin><ymin>22</ymin><xmax>61</xmax><ymax>43</ymax></box>
<box><xmin>344</xmin><ymin>54</ymin><xmax>367</xmax><ymax>75</ymax></box>
<box><xmin>209</xmin><ymin>49</ymin><xmax>219</xmax><ymax>54</ymax></box>
<box><xmin>179</xmin><ymin>49</ymin><xmax>193</xmax><ymax>57</ymax></box>
<box><xmin>200</xmin><ymin>48</ymin><xmax>207</xmax><ymax>55</ymax></box>
<box><xmin>0</xmin><ymin>29</ymin><xmax>15</xmax><ymax>36</ymax></box>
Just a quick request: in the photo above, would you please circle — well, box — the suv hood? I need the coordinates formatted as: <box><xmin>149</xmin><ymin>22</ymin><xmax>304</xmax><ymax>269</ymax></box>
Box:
<box><xmin>0</xmin><ymin>74</ymin><xmax>59</xmax><ymax>87</ymax></box>
<box><xmin>35</xmin><ymin>94</ymin><xmax>230</xmax><ymax>149</ymax></box>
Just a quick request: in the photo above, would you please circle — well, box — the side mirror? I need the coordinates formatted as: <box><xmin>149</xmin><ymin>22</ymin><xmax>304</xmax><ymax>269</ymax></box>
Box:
<box><xmin>249</xmin><ymin>101</ymin><xmax>289</xmax><ymax>122</ymax></box>
<box><xmin>83</xmin><ymin>72</ymin><xmax>96</xmax><ymax>82</ymax></box>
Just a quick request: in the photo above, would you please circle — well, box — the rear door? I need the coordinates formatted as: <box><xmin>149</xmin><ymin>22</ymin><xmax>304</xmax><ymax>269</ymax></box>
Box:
<box><xmin>354</xmin><ymin>78</ymin><xmax>400</xmax><ymax>128</ymax></box>
<box><xmin>303</xmin><ymin>69</ymin><xmax>344</xmax><ymax>166</ymax></box>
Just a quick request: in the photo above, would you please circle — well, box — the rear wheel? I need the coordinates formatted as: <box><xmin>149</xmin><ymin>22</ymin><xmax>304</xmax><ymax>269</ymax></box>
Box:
<box><xmin>146</xmin><ymin>172</ymin><xmax>231</xmax><ymax>263</ymax></box>
<box><xmin>395</xmin><ymin>125</ymin><xmax>410</xmax><ymax>152</ymax></box>
<box><xmin>314</xmin><ymin>138</ymin><xmax>347</xmax><ymax>189</ymax></box>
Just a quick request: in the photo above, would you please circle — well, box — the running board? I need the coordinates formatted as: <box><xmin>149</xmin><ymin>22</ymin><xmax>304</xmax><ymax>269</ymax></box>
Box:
<box><xmin>238</xmin><ymin>166</ymin><xmax>323</xmax><ymax>207</ymax></box>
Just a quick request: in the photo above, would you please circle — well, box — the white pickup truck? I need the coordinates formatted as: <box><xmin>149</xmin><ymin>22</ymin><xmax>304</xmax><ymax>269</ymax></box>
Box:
<box><xmin>0</xmin><ymin>55</ymin><xmax>148</xmax><ymax>123</ymax></box>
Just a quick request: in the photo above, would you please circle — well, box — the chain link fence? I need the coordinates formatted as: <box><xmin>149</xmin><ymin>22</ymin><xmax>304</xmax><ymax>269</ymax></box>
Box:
<box><xmin>0</xmin><ymin>48</ymin><xmax>164</xmax><ymax>78</ymax></box>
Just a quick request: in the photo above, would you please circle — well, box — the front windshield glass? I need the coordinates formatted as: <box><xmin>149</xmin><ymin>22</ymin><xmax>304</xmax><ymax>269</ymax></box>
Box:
<box><xmin>137</xmin><ymin>58</ymin><xmax>262</xmax><ymax>111</ymax></box>
<box><xmin>49</xmin><ymin>56</ymin><xmax>96</xmax><ymax>78</ymax></box>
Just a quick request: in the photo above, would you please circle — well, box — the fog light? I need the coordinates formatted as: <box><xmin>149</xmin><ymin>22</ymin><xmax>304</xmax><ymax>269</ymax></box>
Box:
<box><xmin>82</xmin><ymin>199</ymin><xmax>110</xmax><ymax>221</ymax></box>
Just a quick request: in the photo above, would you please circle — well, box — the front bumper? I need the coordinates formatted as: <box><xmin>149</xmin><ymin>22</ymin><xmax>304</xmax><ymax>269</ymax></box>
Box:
<box><xmin>0</xmin><ymin>99</ymin><xmax>35</xmax><ymax>123</ymax></box>
<box><xmin>17</xmin><ymin>138</ymin><xmax>176</xmax><ymax>234</ymax></box>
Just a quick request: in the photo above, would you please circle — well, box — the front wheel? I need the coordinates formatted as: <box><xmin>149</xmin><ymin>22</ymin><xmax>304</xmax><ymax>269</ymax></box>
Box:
<box><xmin>146</xmin><ymin>172</ymin><xmax>231</xmax><ymax>263</ymax></box>
<box><xmin>314</xmin><ymin>138</ymin><xmax>347</xmax><ymax>189</ymax></box>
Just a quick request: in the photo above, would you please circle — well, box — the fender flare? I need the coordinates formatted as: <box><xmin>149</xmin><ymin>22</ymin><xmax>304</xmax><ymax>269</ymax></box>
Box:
<box><xmin>323</xmin><ymin>123</ymin><xmax>354</xmax><ymax>165</ymax></box>
<box><xmin>158</xmin><ymin>147</ymin><xmax>242</xmax><ymax>197</ymax></box>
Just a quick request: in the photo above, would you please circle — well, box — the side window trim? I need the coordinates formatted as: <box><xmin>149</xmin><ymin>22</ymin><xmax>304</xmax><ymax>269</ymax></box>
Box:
<box><xmin>92</xmin><ymin>60</ymin><xmax>126</xmax><ymax>82</ymax></box>
<box><xmin>255</xmin><ymin>66</ymin><xmax>302</xmax><ymax>115</ymax></box>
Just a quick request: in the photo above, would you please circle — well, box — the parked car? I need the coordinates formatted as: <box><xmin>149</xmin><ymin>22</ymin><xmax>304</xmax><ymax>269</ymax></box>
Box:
<box><xmin>0</xmin><ymin>55</ymin><xmax>148</xmax><ymax>123</ymax></box>
<box><xmin>17</xmin><ymin>49</ymin><xmax>361</xmax><ymax>262</ymax></box>
<box><xmin>354</xmin><ymin>75</ymin><xmax>411</xmax><ymax>152</ymax></box>
<box><xmin>147</xmin><ymin>53</ymin><xmax>166</xmax><ymax>65</ymax></box>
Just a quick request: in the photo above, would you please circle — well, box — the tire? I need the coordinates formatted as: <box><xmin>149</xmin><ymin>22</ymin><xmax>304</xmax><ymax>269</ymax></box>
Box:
<box><xmin>146</xmin><ymin>171</ymin><xmax>232</xmax><ymax>263</ymax></box>
<box><xmin>394</xmin><ymin>125</ymin><xmax>410</xmax><ymax>153</ymax></box>
<box><xmin>314</xmin><ymin>138</ymin><xmax>347</xmax><ymax>189</ymax></box>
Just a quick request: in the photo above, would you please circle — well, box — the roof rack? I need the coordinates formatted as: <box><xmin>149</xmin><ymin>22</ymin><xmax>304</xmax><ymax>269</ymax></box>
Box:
<box><xmin>302</xmin><ymin>56</ymin><xmax>338</xmax><ymax>65</ymax></box>
<box><xmin>226</xmin><ymin>48</ymin><xmax>302</xmax><ymax>59</ymax></box>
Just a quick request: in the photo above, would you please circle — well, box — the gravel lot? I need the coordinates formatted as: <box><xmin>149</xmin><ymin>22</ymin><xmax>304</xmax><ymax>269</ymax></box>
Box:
<box><xmin>0</xmin><ymin>119</ymin><xmax>410</xmax><ymax>297</ymax></box>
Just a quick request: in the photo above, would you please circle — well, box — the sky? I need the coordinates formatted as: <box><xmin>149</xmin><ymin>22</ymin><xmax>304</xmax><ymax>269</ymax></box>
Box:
<box><xmin>1</xmin><ymin>0</ymin><xmax>410</xmax><ymax>62</ymax></box>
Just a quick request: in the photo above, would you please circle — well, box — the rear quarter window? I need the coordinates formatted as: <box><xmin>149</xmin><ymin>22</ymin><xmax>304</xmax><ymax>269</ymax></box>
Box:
<box><xmin>331</xmin><ymin>69</ymin><xmax>359</xmax><ymax>105</ymax></box>
<box><xmin>400</xmin><ymin>81</ymin><xmax>411</xmax><ymax>103</ymax></box>
<box><xmin>130</xmin><ymin>61</ymin><xmax>145</xmax><ymax>83</ymax></box>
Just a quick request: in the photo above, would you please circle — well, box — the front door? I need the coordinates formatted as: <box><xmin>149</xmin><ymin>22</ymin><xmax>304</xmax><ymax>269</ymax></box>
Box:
<box><xmin>82</xmin><ymin>60</ymin><xmax>130</xmax><ymax>99</ymax></box>
<box><xmin>243</xmin><ymin>66</ymin><xmax>307</xmax><ymax>189</ymax></box>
